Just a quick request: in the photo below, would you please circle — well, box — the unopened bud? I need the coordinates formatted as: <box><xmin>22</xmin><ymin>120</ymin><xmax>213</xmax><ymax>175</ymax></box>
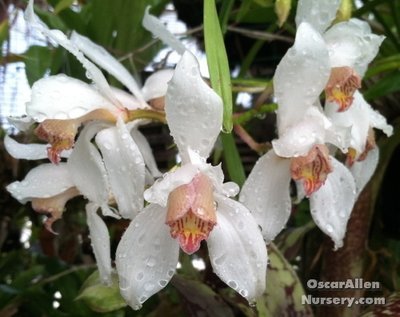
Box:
<box><xmin>275</xmin><ymin>0</ymin><xmax>292</xmax><ymax>27</ymax></box>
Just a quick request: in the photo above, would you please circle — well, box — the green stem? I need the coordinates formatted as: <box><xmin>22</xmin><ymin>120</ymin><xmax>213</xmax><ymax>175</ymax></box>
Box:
<box><xmin>126</xmin><ymin>109</ymin><xmax>166</xmax><ymax>123</ymax></box>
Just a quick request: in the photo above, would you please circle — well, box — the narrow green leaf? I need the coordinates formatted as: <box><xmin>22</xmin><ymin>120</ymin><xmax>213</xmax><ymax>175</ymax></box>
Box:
<box><xmin>365</xmin><ymin>54</ymin><xmax>400</xmax><ymax>79</ymax></box>
<box><xmin>221</xmin><ymin>133</ymin><xmax>246</xmax><ymax>186</ymax></box>
<box><xmin>54</xmin><ymin>0</ymin><xmax>75</xmax><ymax>14</ymax></box>
<box><xmin>364</xmin><ymin>71</ymin><xmax>400</xmax><ymax>101</ymax></box>
<box><xmin>204</xmin><ymin>0</ymin><xmax>233</xmax><ymax>132</ymax></box>
<box><xmin>0</xmin><ymin>19</ymin><xmax>9</xmax><ymax>50</ymax></box>
<box><xmin>219</xmin><ymin>0</ymin><xmax>235</xmax><ymax>34</ymax></box>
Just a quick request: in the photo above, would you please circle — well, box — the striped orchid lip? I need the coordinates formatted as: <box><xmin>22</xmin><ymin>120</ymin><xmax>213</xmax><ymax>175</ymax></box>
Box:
<box><xmin>290</xmin><ymin>144</ymin><xmax>333</xmax><ymax>197</ymax></box>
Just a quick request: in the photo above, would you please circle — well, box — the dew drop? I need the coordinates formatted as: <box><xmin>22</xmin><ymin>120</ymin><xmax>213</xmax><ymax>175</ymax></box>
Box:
<box><xmin>158</xmin><ymin>279</ymin><xmax>168</xmax><ymax>287</ymax></box>
<box><xmin>167</xmin><ymin>269</ymin><xmax>175</xmax><ymax>278</ymax></box>
<box><xmin>213</xmin><ymin>253</ymin><xmax>227</xmax><ymax>266</ymax></box>
<box><xmin>146</xmin><ymin>256</ymin><xmax>156</xmax><ymax>268</ymax></box>
<box><xmin>136</xmin><ymin>272</ymin><xmax>144</xmax><ymax>281</ymax></box>
<box><xmin>326</xmin><ymin>224</ymin><xmax>334</xmax><ymax>233</ymax></box>
<box><xmin>239</xmin><ymin>289</ymin><xmax>249</xmax><ymax>298</ymax></box>
<box><xmin>139</xmin><ymin>295</ymin><xmax>148</xmax><ymax>304</ymax></box>
<box><xmin>119</xmin><ymin>277</ymin><xmax>130</xmax><ymax>290</ymax></box>
<box><xmin>227</xmin><ymin>280</ymin><xmax>238</xmax><ymax>290</ymax></box>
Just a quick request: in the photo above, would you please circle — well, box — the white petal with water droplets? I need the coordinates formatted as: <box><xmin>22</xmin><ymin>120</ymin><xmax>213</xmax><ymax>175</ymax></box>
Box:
<box><xmin>325</xmin><ymin>97</ymin><xmax>370</xmax><ymax>154</ymax></box>
<box><xmin>96</xmin><ymin>118</ymin><xmax>145</xmax><ymax>219</ymax></box>
<box><xmin>208</xmin><ymin>194</ymin><xmax>267</xmax><ymax>303</ymax></box>
<box><xmin>274</xmin><ymin>22</ymin><xmax>330</xmax><ymax>133</ymax></box>
<box><xmin>27</xmin><ymin>75</ymin><xmax>117</xmax><ymax>122</ymax></box>
<box><xmin>240</xmin><ymin>150</ymin><xmax>292</xmax><ymax>242</ymax></box>
<box><xmin>324</xmin><ymin>19</ymin><xmax>385</xmax><ymax>77</ymax></box>
<box><xmin>86</xmin><ymin>202</ymin><xmax>112</xmax><ymax>285</ymax></box>
<box><xmin>111</xmin><ymin>87</ymin><xmax>142</xmax><ymax>110</ymax></box>
<box><xmin>142</xmin><ymin>7</ymin><xmax>186</xmax><ymax>55</ymax></box>
<box><xmin>71</xmin><ymin>32</ymin><xmax>146</xmax><ymax>105</ymax></box>
<box><xmin>142</xmin><ymin>69</ymin><xmax>174</xmax><ymax>101</ymax></box>
<box><xmin>116</xmin><ymin>203</ymin><xmax>179</xmax><ymax>310</ymax></box>
<box><xmin>295</xmin><ymin>0</ymin><xmax>341</xmax><ymax>33</ymax></box>
<box><xmin>6</xmin><ymin>163</ymin><xmax>74</xmax><ymax>203</ymax></box>
<box><xmin>166</xmin><ymin>51</ymin><xmax>223</xmax><ymax>163</ymax></box>
<box><xmin>4</xmin><ymin>135</ymin><xmax>69</xmax><ymax>160</ymax></box>
<box><xmin>130</xmin><ymin>127</ymin><xmax>162</xmax><ymax>178</ymax></box>
<box><xmin>25</xmin><ymin>0</ymin><xmax>121</xmax><ymax>108</ymax></box>
<box><xmin>67</xmin><ymin>123</ymin><xmax>111</xmax><ymax>212</ymax></box>
<box><xmin>273</xmin><ymin>108</ymin><xmax>329</xmax><ymax>158</ymax></box>
<box><xmin>144</xmin><ymin>163</ymin><xmax>199</xmax><ymax>206</ymax></box>
<box><xmin>309</xmin><ymin>157</ymin><xmax>356</xmax><ymax>250</ymax></box>
<box><xmin>350</xmin><ymin>147</ymin><xmax>379</xmax><ymax>196</ymax></box>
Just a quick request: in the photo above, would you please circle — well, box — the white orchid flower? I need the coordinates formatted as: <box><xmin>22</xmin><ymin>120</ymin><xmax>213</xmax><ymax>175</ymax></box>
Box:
<box><xmin>296</xmin><ymin>0</ymin><xmax>384</xmax><ymax>112</ymax></box>
<box><xmin>240</xmin><ymin>22</ymin><xmax>356</xmax><ymax>250</ymax></box>
<box><xmin>5</xmin><ymin>0</ymin><xmax>172</xmax><ymax>284</ymax></box>
<box><xmin>116</xmin><ymin>51</ymin><xmax>267</xmax><ymax>310</ymax></box>
<box><xmin>295</xmin><ymin>0</ymin><xmax>392</xmax><ymax>191</ymax></box>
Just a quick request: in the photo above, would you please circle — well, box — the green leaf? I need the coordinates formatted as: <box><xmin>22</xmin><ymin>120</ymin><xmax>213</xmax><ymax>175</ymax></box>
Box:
<box><xmin>364</xmin><ymin>71</ymin><xmax>400</xmax><ymax>101</ymax></box>
<box><xmin>35</xmin><ymin>6</ymin><xmax>68</xmax><ymax>31</ymax></box>
<box><xmin>23</xmin><ymin>46</ymin><xmax>53</xmax><ymax>86</ymax></box>
<box><xmin>76</xmin><ymin>271</ymin><xmax>126</xmax><ymax>313</ymax></box>
<box><xmin>221</xmin><ymin>133</ymin><xmax>246</xmax><ymax>186</ymax></box>
<box><xmin>204</xmin><ymin>0</ymin><xmax>233</xmax><ymax>132</ymax></box>
<box><xmin>171</xmin><ymin>275</ymin><xmax>234</xmax><ymax>317</ymax></box>
<box><xmin>54</xmin><ymin>0</ymin><xmax>75</xmax><ymax>14</ymax></box>
<box><xmin>365</xmin><ymin>54</ymin><xmax>400</xmax><ymax>79</ymax></box>
<box><xmin>258</xmin><ymin>243</ymin><xmax>314</xmax><ymax>316</ymax></box>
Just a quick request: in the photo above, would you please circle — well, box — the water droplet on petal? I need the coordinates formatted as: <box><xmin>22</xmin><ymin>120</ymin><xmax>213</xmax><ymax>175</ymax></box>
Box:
<box><xmin>227</xmin><ymin>280</ymin><xmax>238</xmax><ymax>290</ymax></box>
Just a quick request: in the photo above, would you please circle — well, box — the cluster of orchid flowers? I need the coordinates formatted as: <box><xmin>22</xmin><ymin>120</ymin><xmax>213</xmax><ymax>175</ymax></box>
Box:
<box><xmin>5</xmin><ymin>0</ymin><xmax>392</xmax><ymax>310</ymax></box>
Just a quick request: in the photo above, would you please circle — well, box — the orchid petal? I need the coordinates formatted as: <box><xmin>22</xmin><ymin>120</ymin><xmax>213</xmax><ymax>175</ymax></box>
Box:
<box><xmin>144</xmin><ymin>164</ymin><xmax>199</xmax><ymax>206</ymax></box>
<box><xmin>273</xmin><ymin>108</ymin><xmax>329</xmax><ymax>157</ymax></box>
<box><xmin>26</xmin><ymin>0</ymin><xmax>121</xmax><ymax>108</ymax></box>
<box><xmin>325</xmin><ymin>99</ymin><xmax>369</xmax><ymax>154</ymax></box>
<box><xmin>7</xmin><ymin>116</ymin><xmax>34</xmax><ymax>131</ymax></box>
<box><xmin>67</xmin><ymin>123</ymin><xmax>112</xmax><ymax>215</ymax></box>
<box><xmin>111</xmin><ymin>87</ymin><xmax>142</xmax><ymax>110</ymax></box>
<box><xmin>95</xmin><ymin>118</ymin><xmax>145</xmax><ymax>219</ymax></box>
<box><xmin>86</xmin><ymin>202</ymin><xmax>112</xmax><ymax>285</ymax></box>
<box><xmin>166</xmin><ymin>51</ymin><xmax>223</xmax><ymax>163</ymax></box>
<box><xmin>142</xmin><ymin>7</ymin><xmax>186</xmax><ymax>55</ymax></box>
<box><xmin>309</xmin><ymin>157</ymin><xmax>356</xmax><ymax>249</ymax></box>
<box><xmin>274</xmin><ymin>22</ymin><xmax>330</xmax><ymax>133</ymax></box>
<box><xmin>324</xmin><ymin>19</ymin><xmax>385</xmax><ymax>77</ymax></box>
<box><xmin>6</xmin><ymin>163</ymin><xmax>74</xmax><ymax>203</ymax></box>
<box><xmin>240</xmin><ymin>150</ymin><xmax>292</xmax><ymax>242</ymax></box>
<box><xmin>350</xmin><ymin>147</ymin><xmax>379</xmax><ymax>196</ymax></box>
<box><xmin>142</xmin><ymin>69</ymin><xmax>174</xmax><ymax>101</ymax></box>
<box><xmin>116</xmin><ymin>203</ymin><xmax>179</xmax><ymax>310</ymax></box>
<box><xmin>208</xmin><ymin>194</ymin><xmax>267</xmax><ymax>303</ymax></box>
<box><xmin>295</xmin><ymin>0</ymin><xmax>341</xmax><ymax>33</ymax></box>
<box><xmin>27</xmin><ymin>75</ymin><xmax>117</xmax><ymax>122</ymax></box>
<box><xmin>130</xmin><ymin>127</ymin><xmax>162</xmax><ymax>178</ymax></box>
<box><xmin>71</xmin><ymin>32</ymin><xmax>146</xmax><ymax>105</ymax></box>
<box><xmin>4</xmin><ymin>135</ymin><xmax>70</xmax><ymax>160</ymax></box>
